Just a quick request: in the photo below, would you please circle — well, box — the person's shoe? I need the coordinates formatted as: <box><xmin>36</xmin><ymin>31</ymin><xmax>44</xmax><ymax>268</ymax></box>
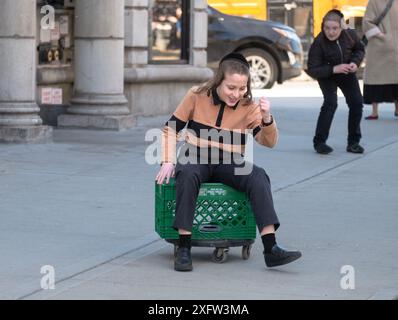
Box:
<box><xmin>174</xmin><ymin>247</ymin><xmax>193</xmax><ymax>271</ymax></box>
<box><xmin>314</xmin><ymin>143</ymin><xmax>333</xmax><ymax>155</ymax></box>
<box><xmin>346</xmin><ymin>143</ymin><xmax>364</xmax><ymax>154</ymax></box>
<box><xmin>264</xmin><ymin>244</ymin><xmax>302</xmax><ymax>268</ymax></box>
<box><xmin>365</xmin><ymin>115</ymin><xmax>378</xmax><ymax>120</ymax></box>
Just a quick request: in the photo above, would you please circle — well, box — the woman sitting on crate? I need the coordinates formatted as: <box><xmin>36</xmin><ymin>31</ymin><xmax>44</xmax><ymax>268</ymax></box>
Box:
<box><xmin>156</xmin><ymin>53</ymin><xmax>301</xmax><ymax>271</ymax></box>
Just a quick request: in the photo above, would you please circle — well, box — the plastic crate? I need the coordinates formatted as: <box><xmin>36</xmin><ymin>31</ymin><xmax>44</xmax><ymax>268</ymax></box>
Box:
<box><xmin>155</xmin><ymin>178</ymin><xmax>256</xmax><ymax>241</ymax></box>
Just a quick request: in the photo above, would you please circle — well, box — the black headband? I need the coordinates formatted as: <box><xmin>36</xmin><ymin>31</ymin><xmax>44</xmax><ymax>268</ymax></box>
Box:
<box><xmin>219</xmin><ymin>52</ymin><xmax>250</xmax><ymax>69</ymax></box>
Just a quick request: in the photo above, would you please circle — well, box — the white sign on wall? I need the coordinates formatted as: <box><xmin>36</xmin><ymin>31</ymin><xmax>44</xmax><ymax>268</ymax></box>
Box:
<box><xmin>41</xmin><ymin>88</ymin><xmax>63</xmax><ymax>105</ymax></box>
<box><xmin>52</xmin><ymin>88</ymin><xmax>63</xmax><ymax>104</ymax></box>
<box><xmin>59</xmin><ymin>16</ymin><xmax>69</xmax><ymax>35</ymax></box>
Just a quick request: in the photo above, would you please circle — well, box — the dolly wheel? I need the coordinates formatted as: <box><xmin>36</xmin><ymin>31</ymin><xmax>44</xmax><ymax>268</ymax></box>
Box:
<box><xmin>242</xmin><ymin>245</ymin><xmax>252</xmax><ymax>260</ymax></box>
<box><xmin>173</xmin><ymin>245</ymin><xmax>179</xmax><ymax>258</ymax></box>
<box><xmin>212</xmin><ymin>248</ymin><xmax>229</xmax><ymax>263</ymax></box>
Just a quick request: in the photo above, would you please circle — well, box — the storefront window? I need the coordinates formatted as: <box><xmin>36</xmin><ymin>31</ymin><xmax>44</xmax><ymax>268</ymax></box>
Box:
<box><xmin>37</xmin><ymin>0</ymin><xmax>74</xmax><ymax>66</ymax></box>
<box><xmin>149</xmin><ymin>0</ymin><xmax>190</xmax><ymax>63</ymax></box>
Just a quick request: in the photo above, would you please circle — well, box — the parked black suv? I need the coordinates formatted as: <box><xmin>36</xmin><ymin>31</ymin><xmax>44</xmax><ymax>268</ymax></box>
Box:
<box><xmin>207</xmin><ymin>6</ymin><xmax>303</xmax><ymax>89</ymax></box>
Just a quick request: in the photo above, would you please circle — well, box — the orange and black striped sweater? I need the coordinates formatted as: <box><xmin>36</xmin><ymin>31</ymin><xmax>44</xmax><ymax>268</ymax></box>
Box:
<box><xmin>161</xmin><ymin>86</ymin><xmax>278</xmax><ymax>164</ymax></box>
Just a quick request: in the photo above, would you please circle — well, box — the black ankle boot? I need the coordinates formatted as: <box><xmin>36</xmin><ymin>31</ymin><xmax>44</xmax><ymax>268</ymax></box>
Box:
<box><xmin>174</xmin><ymin>247</ymin><xmax>193</xmax><ymax>271</ymax></box>
<box><xmin>314</xmin><ymin>142</ymin><xmax>333</xmax><ymax>154</ymax></box>
<box><xmin>346</xmin><ymin>143</ymin><xmax>364</xmax><ymax>154</ymax></box>
<box><xmin>264</xmin><ymin>245</ymin><xmax>302</xmax><ymax>268</ymax></box>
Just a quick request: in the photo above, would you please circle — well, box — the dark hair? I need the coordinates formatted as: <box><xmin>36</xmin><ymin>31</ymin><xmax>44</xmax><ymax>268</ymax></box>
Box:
<box><xmin>194</xmin><ymin>54</ymin><xmax>253</xmax><ymax>105</ymax></box>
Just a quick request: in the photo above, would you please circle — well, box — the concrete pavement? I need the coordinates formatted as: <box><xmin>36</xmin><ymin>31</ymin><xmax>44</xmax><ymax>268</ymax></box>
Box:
<box><xmin>1</xmin><ymin>80</ymin><xmax>397</xmax><ymax>300</ymax></box>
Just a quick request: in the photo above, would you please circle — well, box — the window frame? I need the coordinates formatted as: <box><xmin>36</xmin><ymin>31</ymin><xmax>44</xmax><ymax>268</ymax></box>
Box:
<box><xmin>148</xmin><ymin>0</ymin><xmax>191</xmax><ymax>64</ymax></box>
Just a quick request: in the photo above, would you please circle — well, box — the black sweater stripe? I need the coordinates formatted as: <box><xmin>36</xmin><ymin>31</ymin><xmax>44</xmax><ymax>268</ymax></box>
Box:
<box><xmin>187</xmin><ymin>120</ymin><xmax>247</xmax><ymax>146</ymax></box>
<box><xmin>215</xmin><ymin>103</ymin><xmax>226</xmax><ymax>127</ymax></box>
<box><xmin>253</xmin><ymin>126</ymin><xmax>262</xmax><ymax>137</ymax></box>
<box><xmin>165</xmin><ymin>115</ymin><xmax>187</xmax><ymax>133</ymax></box>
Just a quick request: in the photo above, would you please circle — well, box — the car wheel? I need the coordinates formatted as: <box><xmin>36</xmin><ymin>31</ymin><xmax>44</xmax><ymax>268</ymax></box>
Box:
<box><xmin>239</xmin><ymin>48</ymin><xmax>277</xmax><ymax>89</ymax></box>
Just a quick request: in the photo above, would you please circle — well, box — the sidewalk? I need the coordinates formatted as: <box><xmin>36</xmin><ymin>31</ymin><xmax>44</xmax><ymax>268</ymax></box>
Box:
<box><xmin>1</xmin><ymin>81</ymin><xmax>397</xmax><ymax>300</ymax></box>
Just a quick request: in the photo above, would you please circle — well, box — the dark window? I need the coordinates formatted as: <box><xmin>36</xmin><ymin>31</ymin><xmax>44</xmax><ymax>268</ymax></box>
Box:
<box><xmin>37</xmin><ymin>0</ymin><xmax>65</xmax><ymax>9</ymax></box>
<box><xmin>149</xmin><ymin>0</ymin><xmax>190</xmax><ymax>63</ymax></box>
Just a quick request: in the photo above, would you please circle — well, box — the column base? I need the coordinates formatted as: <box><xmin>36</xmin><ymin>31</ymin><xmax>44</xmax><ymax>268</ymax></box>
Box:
<box><xmin>0</xmin><ymin>125</ymin><xmax>53</xmax><ymax>143</ymax></box>
<box><xmin>57</xmin><ymin>114</ymin><xmax>136</xmax><ymax>131</ymax></box>
<box><xmin>68</xmin><ymin>93</ymin><xmax>130</xmax><ymax>116</ymax></box>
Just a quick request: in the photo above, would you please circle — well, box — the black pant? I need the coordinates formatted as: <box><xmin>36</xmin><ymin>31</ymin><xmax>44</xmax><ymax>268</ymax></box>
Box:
<box><xmin>173</xmin><ymin>161</ymin><xmax>280</xmax><ymax>233</ymax></box>
<box><xmin>313</xmin><ymin>73</ymin><xmax>363</xmax><ymax>146</ymax></box>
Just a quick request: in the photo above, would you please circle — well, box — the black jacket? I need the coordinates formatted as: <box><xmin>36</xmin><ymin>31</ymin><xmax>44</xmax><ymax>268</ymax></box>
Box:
<box><xmin>307</xmin><ymin>29</ymin><xmax>365</xmax><ymax>79</ymax></box>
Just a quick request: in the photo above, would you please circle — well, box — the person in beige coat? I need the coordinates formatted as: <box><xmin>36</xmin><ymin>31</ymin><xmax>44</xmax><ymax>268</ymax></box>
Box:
<box><xmin>363</xmin><ymin>0</ymin><xmax>398</xmax><ymax>120</ymax></box>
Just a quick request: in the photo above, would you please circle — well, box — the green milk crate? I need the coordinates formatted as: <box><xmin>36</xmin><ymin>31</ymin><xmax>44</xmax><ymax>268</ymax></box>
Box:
<box><xmin>155</xmin><ymin>178</ymin><xmax>256</xmax><ymax>241</ymax></box>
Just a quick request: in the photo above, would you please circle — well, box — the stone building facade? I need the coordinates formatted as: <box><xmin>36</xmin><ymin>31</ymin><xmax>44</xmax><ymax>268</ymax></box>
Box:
<box><xmin>0</xmin><ymin>0</ymin><xmax>212</xmax><ymax>142</ymax></box>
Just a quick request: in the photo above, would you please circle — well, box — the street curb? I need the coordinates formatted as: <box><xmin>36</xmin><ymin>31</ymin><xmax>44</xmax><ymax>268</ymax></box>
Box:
<box><xmin>368</xmin><ymin>289</ymin><xmax>398</xmax><ymax>300</ymax></box>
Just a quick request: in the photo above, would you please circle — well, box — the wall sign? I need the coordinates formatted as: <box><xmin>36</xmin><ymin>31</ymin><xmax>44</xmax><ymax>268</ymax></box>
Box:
<box><xmin>41</xmin><ymin>88</ymin><xmax>63</xmax><ymax>105</ymax></box>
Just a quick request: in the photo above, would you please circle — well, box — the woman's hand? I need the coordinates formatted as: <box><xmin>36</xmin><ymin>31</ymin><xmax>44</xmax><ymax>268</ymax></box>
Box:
<box><xmin>348</xmin><ymin>62</ymin><xmax>358</xmax><ymax>73</ymax></box>
<box><xmin>156</xmin><ymin>162</ymin><xmax>175</xmax><ymax>185</ymax></box>
<box><xmin>259</xmin><ymin>97</ymin><xmax>272</xmax><ymax>123</ymax></box>
<box><xmin>333</xmin><ymin>64</ymin><xmax>351</xmax><ymax>74</ymax></box>
<box><xmin>375</xmin><ymin>32</ymin><xmax>385</xmax><ymax>39</ymax></box>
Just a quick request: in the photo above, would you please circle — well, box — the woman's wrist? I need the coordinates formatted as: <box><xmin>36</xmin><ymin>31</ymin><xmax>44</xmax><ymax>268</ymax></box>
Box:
<box><xmin>261</xmin><ymin>115</ymin><xmax>273</xmax><ymax>126</ymax></box>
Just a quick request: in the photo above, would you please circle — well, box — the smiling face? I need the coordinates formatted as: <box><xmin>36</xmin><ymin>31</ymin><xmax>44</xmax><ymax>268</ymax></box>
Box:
<box><xmin>217</xmin><ymin>72</ymin><xmax>249</xmax><ymax>107</ymax></box>
<box><xmin>323</xmin><ymin>20</ymin><xmax>342</xmax><ymax>41</ymax></box>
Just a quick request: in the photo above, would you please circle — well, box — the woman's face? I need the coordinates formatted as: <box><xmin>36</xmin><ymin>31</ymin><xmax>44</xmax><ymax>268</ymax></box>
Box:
<box><xmin>217</xmin><ymin>72</ymin><xmax>249</xmax><ymax>107</ymax></box>
<box><xmin>323</xmin><ymin>20</ymin><xmax>342</xmax><ymax>41</ymax></box>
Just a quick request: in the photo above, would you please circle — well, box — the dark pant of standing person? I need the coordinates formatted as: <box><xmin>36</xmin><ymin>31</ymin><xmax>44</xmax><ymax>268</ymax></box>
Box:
<box><xmin>313</xmin><ymin>73</ymin><xmax>363</xmax><ymax>146</ymax></box>
<box><xmin>173</xmin><ymin>161</ymin><xmax>280</xmax><ymax>233</ymax></box>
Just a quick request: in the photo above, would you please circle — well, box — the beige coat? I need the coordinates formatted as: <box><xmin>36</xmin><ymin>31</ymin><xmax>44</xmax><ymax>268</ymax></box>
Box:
<box><xmin>363</xmin><ymin>0</ymin><xmax>398</xmax><ymax>84</ymax></box>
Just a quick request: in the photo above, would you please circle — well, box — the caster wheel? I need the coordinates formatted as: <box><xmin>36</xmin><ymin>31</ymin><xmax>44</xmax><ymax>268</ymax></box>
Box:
<box><xmin>242</xmin><ymin>245</ymin><xmax>252</xmax><ymax>260</ymax></box>
<box><xmin>173</xmin><ymin>245</ymin><xmax>179</xmax><ymax>258</ymax></box>
<box><xmin>212</xmin><ymin>248</ymin><xmax>229</xmax><ymax>263</ymax></box>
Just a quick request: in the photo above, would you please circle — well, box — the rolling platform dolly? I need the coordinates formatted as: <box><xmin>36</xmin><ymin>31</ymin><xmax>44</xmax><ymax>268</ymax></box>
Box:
<box><xmin>155</xmin><ymin>178</ymin><xmax>256</xmax><ymax>263</ymax></box>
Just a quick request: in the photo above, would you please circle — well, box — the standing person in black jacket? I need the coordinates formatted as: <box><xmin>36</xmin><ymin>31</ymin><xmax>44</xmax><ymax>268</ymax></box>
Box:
<box><xmin>307</xmin><ymin>10</ymin><xmax>365</xmax><ymax>155</ymax></box>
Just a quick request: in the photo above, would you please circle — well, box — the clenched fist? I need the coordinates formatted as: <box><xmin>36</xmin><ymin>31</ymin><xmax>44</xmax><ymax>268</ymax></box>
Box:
<box><xmin>348</xmin><ymin>62</ymin><xmax>358</xmax><ymax>73</ymax></box>
<box><xmin>259</xmin><ymin>97</ymin><xmax>272</xmax><ymax>123</ymax></box>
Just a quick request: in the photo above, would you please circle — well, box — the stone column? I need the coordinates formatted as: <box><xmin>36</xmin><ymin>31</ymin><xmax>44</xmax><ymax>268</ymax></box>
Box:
<box><xmin>59</xmin><ymin>0</ymin><xmax>135</xmax><ymax>130</ymax></box>
<box><xmin>0</xmin><ymin>0</ymin><xmax>52</xmax><ymax>142</ymax></box>
<box><xmin>125</xmin><ymin>0</ymin><xmax>149</xmax><ymax>67</ymax></box>
<box><xmin>192</xmin><ymin>0</ymin><xmax>208</xmax><ymax>67</ymax></box>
